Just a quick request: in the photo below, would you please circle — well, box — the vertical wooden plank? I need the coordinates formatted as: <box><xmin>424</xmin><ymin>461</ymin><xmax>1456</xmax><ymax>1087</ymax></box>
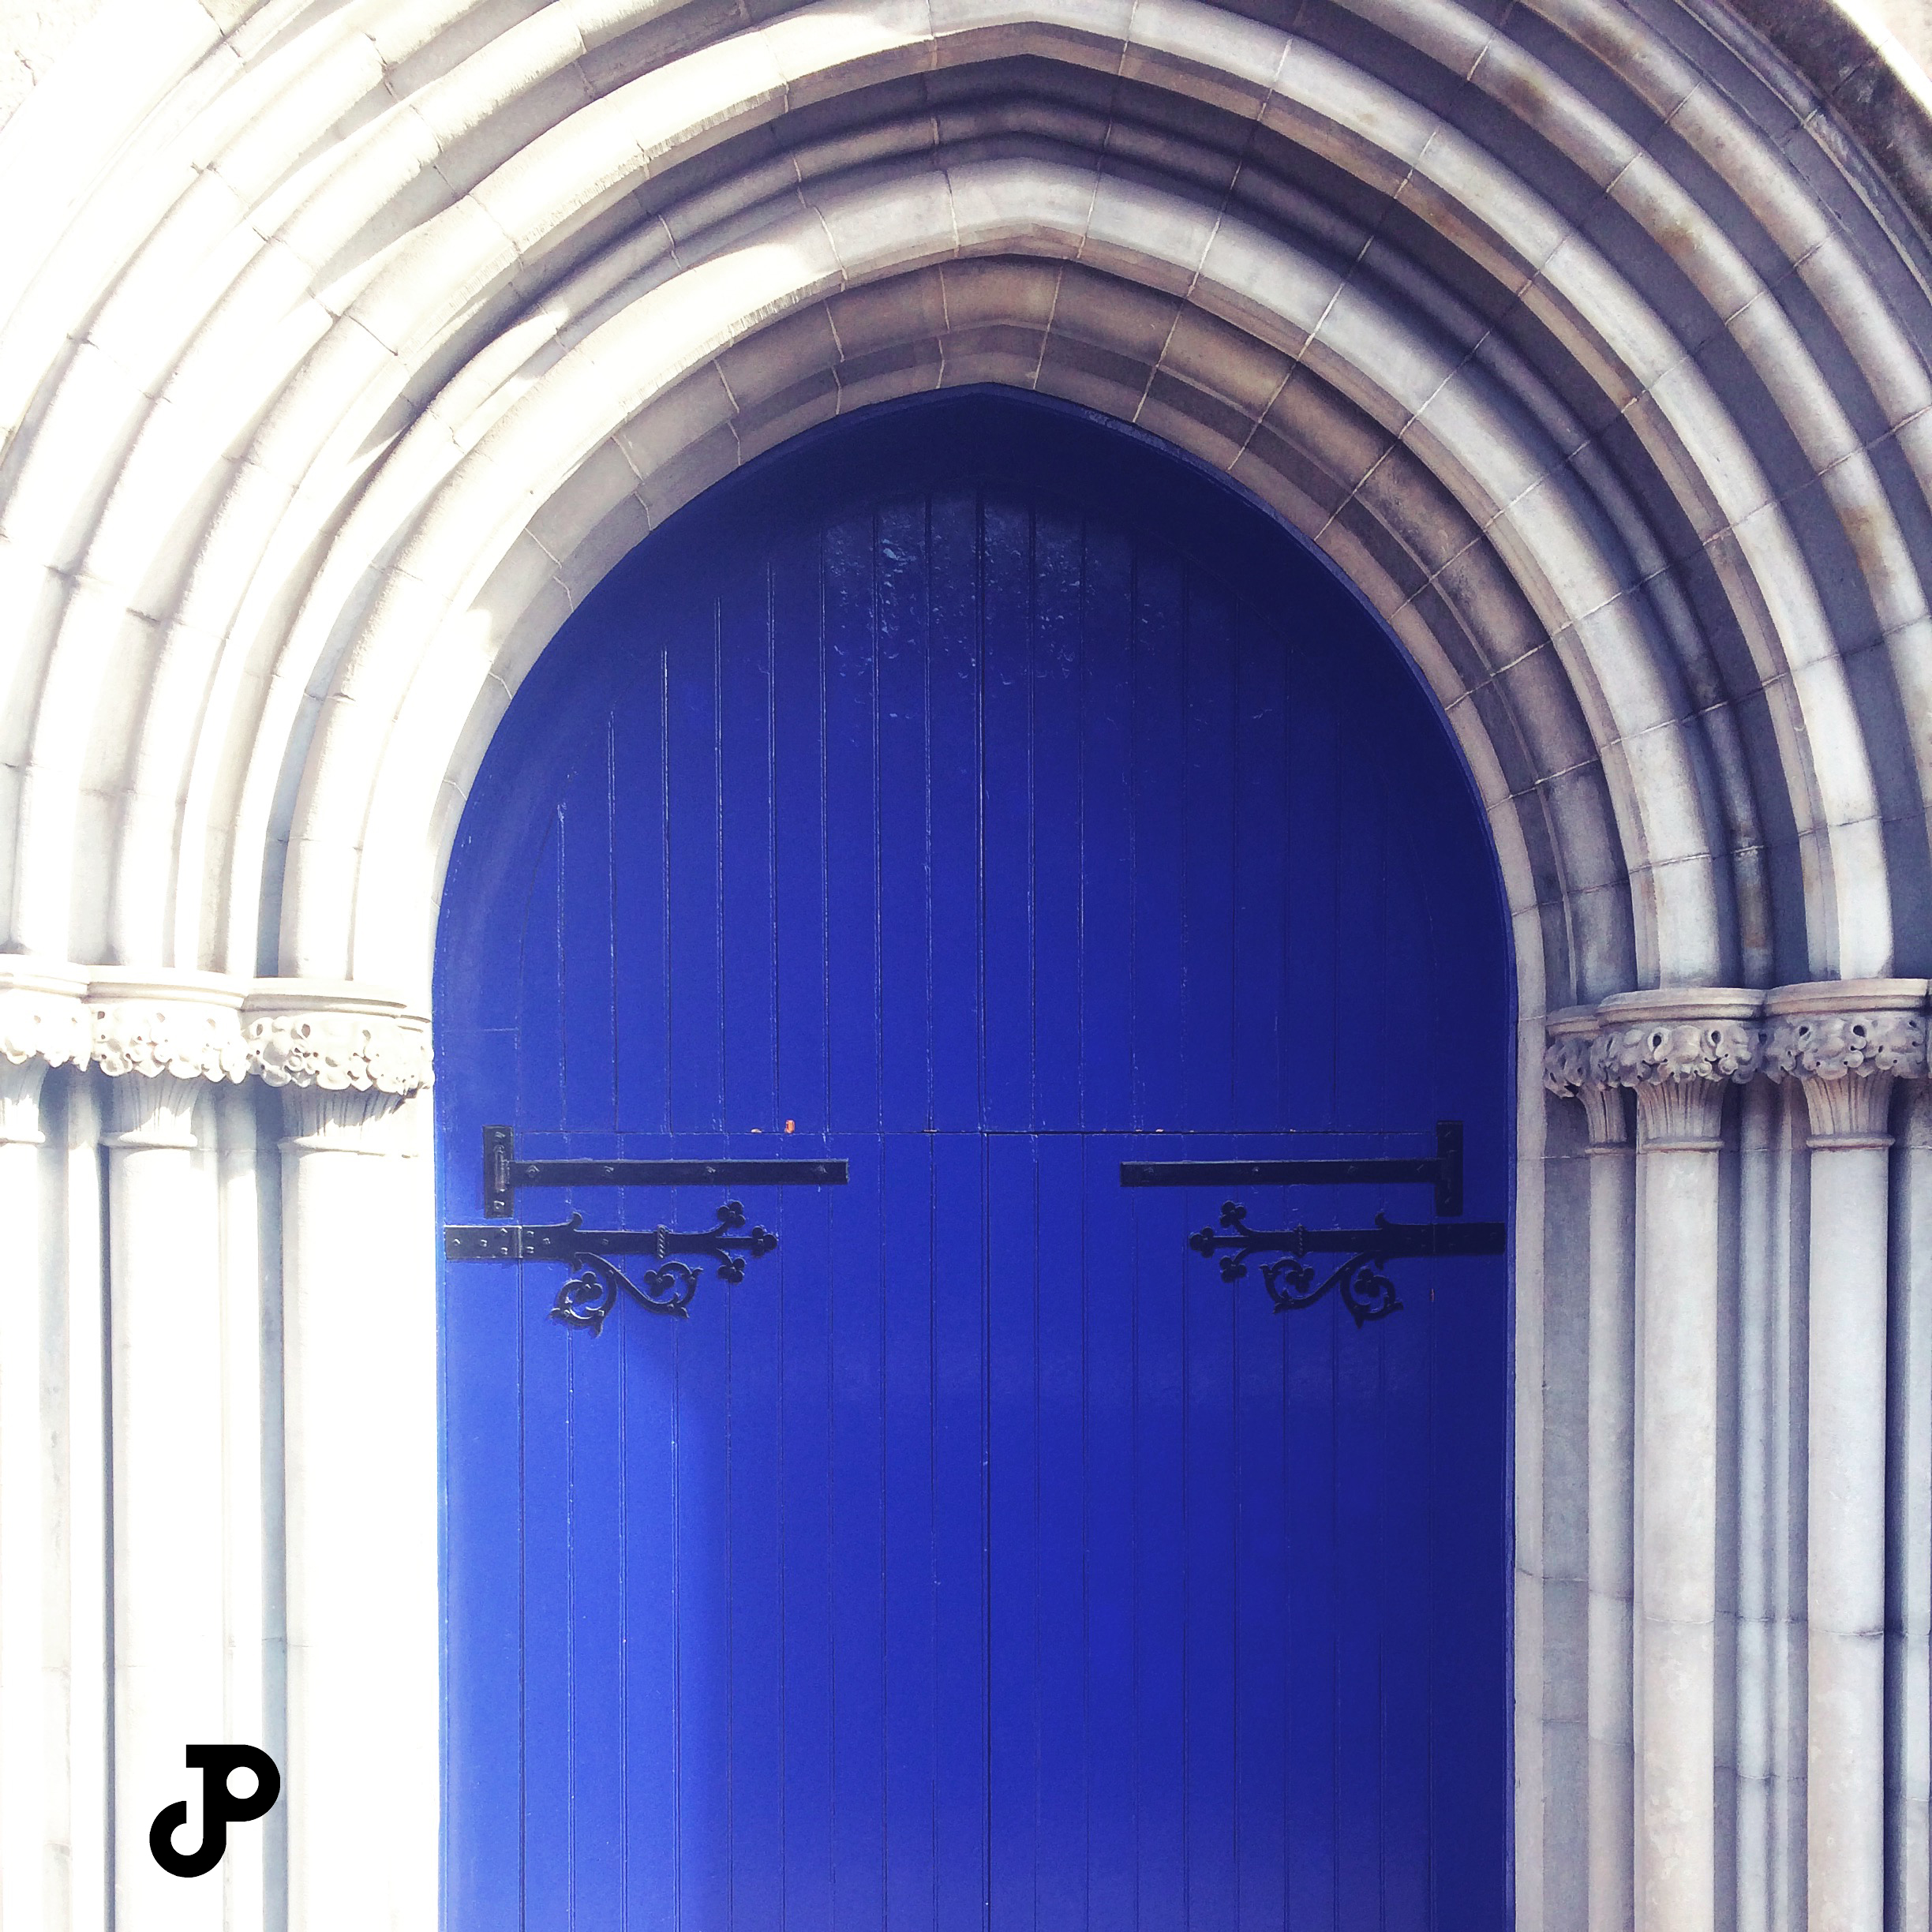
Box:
<box><xmin>985</xmin><ymin>1130</ymin><xmax>1039</xmax><ymax>1930</ymax></box>
<box><xmin>517</xmin><ymin>814</ymin><xmax>567</xmax><ymax>1139</ymax></box>
<box><xmin>1180</xmin><ymin>573</ymin><xmax>1238</xmax><ymax>1135</ymax></box>
<box><xmin>779</xmin><ymin>1177</ymin><xmax>837</xmax><ymax>1932</ymax></box>
<box><xmin>666</xmin><ymin>593</ymin><xmax>726</xmax><ymax>1134</ymax></box>
<box><xmin>724</xmin><ymin>1188</ymin><xmax>785</xmax><ymax>1931</ymax></box>
<box><xmin>1230</xmin><ymin>601</ymin><xmax>1290</xmax><ymax>1136</ymax></box>
<box><xmin>559</xmin><ymin>733</ymin><xmax>618</xmax><ymax>1131</ymax></box>
<box><xmin>719</xmin><ymin>560</ymin><xmax>778</xmax><ymax>1131</ymax></box>
<box><xmin>829</xmin><ymin>1142</ymin><xmax>889</xmax><ymax>1932</ymax></box>
<box><xmin>1376</xmin><ymin>1250</ymin><xmax>1436</xmax><ymax>1930</ymax></box>
<box><xmin>518</xmin><ymin>1304</ymin><xmax>574</xmax><ymax>1926</ymax></box>
<box><xmin>510</xmin><ymin>819</ymin><xmax>569</xmax><ymax>1919</ymax></box>
<box><xmin>1031</xmin><ymin>506</ymin><xmax>1084</xmax><ymax>1130</ymax></box>
<box><xmin>1282</xmin><ymin>1198</ymin><xmax>1340</xmax><ymax>1931</ymax></box>
<box><xmin>1181</xmin><ymin>1188</ymin><xmax>1240</xmax><ymax>1932</ymax></box>
<box><xmin>930</xmin><ymin>1130</ymin><xmax>989</xmax><ymax>1932</ymax></box>
<box><xmin>876</xmin><ymin>496</ymin><xmax>932</xmax><ymax>1132</ymax></box>
<box><xmin>1332</xmin><ymin>685</ymin><xmax>1395</xmax><ymax>1129</ymax></box>
<box><xmin>1333</xmin><ymin>1311</ymin><xmax>1387</xmax><ymax>1927</ymax></box>
<box><xmin>601</xmin><ymin>605</ymin><xmax>679</xmax><ymax>1920</ymax></box>
<box><xmin>1233</xmin><ymin>1247</ymin><xmax>1290</xmax><ymax>1932</ymax></box>
<box><xmin>1032</xmin><ymin>1132</ymin><xmax>1088</xmax><ymax>1922</ymax></box>
<box><xmin>612</xmin><ymin>616</ymin><xmax>673</xmax><ymax>1135</ymax></box>
<box><xmin>563</xmin><ymin>1267</ymin><xmax>627</xmax><ymax>1921</ymax></box>
<box><xmin>621</xmin><ymin>1324</ymin><xmax>680</xmax><ymax>1932</ymax></box>
<box><xmin>1076</xmin><ymin>526</ymin><xmax>1135</xmax><ymax>1133</ymax></box>
<box><xmin>772</xmin><ymin>528</ymin><xmax>829</xmax><ymax>1133</ymax></box>
<box><xmin>824</xmin><ymin>510</ymin><xmax>882</xmax><ymax>1133</ymax></box>
<box><xmin>1281</xmin><ymin>632</ymin><xmax>1341</xmax><ymax>1133</ymax></box>
<box><xmin>926</xmin><ymin>485</ymin><xmax>982</xmax><ymax>1132</ymax></box>
<box><xmin>1429</xmin><ymin>1236</ymin><xmax>1513</xmax><ymax>1920</ymax></box>
<box><xmin>1133</xmin><ymin>1190</ymin><xmax>1188</xmax><ymax>1932</ymax></box>
<box><xmin>1083</xmin><ymin>1136</ymin><xmax>1137</xmax><ymax>1926</ymax></box>
<box><xmin>981</xmin><ymin>492</ymin><xmax>1033</xmax><ymax>1134</ymax></box>
<box><xmin>880</xmin><ymin>1132</ymin><xmax>938</xmax><ymax>1928</ymax></box>
<box><xmin>1129</xmin><ymin>549</ymin><xmax>1186</xmax><ymax>1132</ymax></box>
<box><xmin>673</xmin><ymin>1286</ymin><xmax>732</xmax><ymax>1930</ymax></box>
<box><xmin>550</xmin><ymin>733</ymin><xmax>627</xmax><ymax>1916</ymax></box>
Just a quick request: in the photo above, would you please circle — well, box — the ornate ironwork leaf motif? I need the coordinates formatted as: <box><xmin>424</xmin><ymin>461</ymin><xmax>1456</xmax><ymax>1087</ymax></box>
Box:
<box><xmin>1190</xmin><ymin>1204</ymin><xmax>1413</xmax><ymax>1327</ymax></box>
<box><xmin>1142</xmin><ymin>1123</ymin><xmax>1503</xmax><ymax>1326</ymax></box>
<box><xmin>548</xmin><ymin>1204</ymin><xmax>780</xmax><ymax>1329</ymax></box>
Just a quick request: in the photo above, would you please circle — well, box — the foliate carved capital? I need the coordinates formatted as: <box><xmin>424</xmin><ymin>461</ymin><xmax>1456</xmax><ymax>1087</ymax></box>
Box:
<box><xmin>1762</xmin><ymin>1010</ymin><xmax>1926</xmax><ymax>1083</ymax></box>
<box><xmin>90</xmin><ymin>973</ymin><xmax>248</xmax><ymax>1084</ymax></box>
<box><xmin>1594</xmin><ymin>1019</ymin><xmax>1763</xmax><ymax>1091</ymax></box>
<box><xmin>0</xmin><ymin>964</ymin><xmax>438</xmax><ymax>1104</ymax></box>
<box><xmin>1541</xmin><ymin>1009</ymin><xmax>1628</xmax><ymax>1146</ymax></box>
<box><xmin>249</xmin><ymin>984</ymin><xmax>431</xmax><ymax>1149</ymax></box>
<box><xmin>1589</xmin><ymin>990</ymin><xmax>1765</xmax><ymax>1151</ymax></box>
<box><xmin>0</xmin><ymin>975</ymin><xmax>90</xmax><ymax>1073</ymax></box>
<box><xmin>245</xmin><ymin>1009</ymin><xmax>432</xmax><ymax>1096</ymax></box>
<box><xmin>1763</xmin><ymin>980</ymin><xmax>1929</xmax><ymax>1145</ymax></box>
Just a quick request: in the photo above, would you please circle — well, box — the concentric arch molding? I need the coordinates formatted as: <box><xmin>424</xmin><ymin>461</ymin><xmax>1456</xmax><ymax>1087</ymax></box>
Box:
<box><xmin>0</xmin><ymin>960</ymin><xmax>432</xmax><ymax>1095</ymax></box>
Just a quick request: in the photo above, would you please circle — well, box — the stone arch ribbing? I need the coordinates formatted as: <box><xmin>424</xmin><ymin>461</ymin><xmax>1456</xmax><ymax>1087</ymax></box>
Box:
<box><xmin>0</xmin><ymin>0</ymin><xmax>1921</xmax><ymax>1006</ymax></box>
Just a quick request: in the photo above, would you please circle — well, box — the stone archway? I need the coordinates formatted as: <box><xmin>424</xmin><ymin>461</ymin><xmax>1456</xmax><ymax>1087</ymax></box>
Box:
<box><xmin>0</xmin><ymin>2</ymin><xmax>1927</xmax><ymax>1927</ymax></box>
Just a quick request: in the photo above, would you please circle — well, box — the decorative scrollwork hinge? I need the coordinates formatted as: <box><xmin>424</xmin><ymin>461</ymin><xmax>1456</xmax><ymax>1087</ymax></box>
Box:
<box><xmin>446</xmin><ymin>1126</ymin><xmax>846</xmax><ymax>1331</ymax></box>
<box><xmin>444</xmin><ymin>1204</ymin><xmax>780</xmax><ymax>1327</ymax></box>
<box><xmin>1186</xmin><ymin>1207</ymin><xmax>1506</xmax><ymax>1327</ymax></box>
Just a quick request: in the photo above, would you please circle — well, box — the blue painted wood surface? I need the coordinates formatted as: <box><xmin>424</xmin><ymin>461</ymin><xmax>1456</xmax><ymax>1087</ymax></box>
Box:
<box><xmin>436</xmin><ymin>392</ymin><xmax>1511</xmax><ymax>1929</ymax></box>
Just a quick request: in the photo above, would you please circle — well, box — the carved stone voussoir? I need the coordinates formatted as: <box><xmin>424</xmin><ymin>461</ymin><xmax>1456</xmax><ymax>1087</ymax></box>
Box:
<box><xmin>246</xmin><ymin>1009</ymin><xmax>432</xmax><ymax>1096</ymax></box>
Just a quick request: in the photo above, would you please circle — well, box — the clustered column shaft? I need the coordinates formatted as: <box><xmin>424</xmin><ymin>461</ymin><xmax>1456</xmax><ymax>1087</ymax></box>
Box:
<box><xmin>1547</xmin><ymin>979</ymin><xmax>1930</xmax><ymax>1932</ymax></box>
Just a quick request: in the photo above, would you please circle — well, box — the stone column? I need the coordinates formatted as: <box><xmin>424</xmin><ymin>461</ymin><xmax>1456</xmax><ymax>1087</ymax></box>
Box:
<box><xmin>1766</xmin><ymin>980</ymin><xmax>1929</xmax><ymax>1932</ymax></box>
<box><xmin>1597</xmin><ymin>989</ymin><xmax>1762</xmax><ymax>1932</ymax></box>
<box><xmin>249</xmin><ymin>987</ymin><xmax>435</xmax><ymax>1932</ymax></box>
<box><xmin>1546</xmin><ymin>1007</ymin><xmax>1638</xmax><ymax>1932</ymax></box>
<box><xmin>213</xmin><ymin>1078</ymin><xmax>279</xmax><ymax>1930</ymax></box>
<box><xmin>0</xmin><ymin>965</ymin><xmax>89</xmax><ymax>1932</ymax></box>
<box><xmin>1732</xmin><ymin>1071</ymin><xmax>1807</xmax><ymax>1932</ymax></box>
<box><xmin>1890</xmin><ymin>1080</ymin><xmax>1932</xmax><ymax>1932</ymax></box>
<box><xmin>92</xmin><ymin>973</ymin><xmax>248</xmax><ymax>1931</ymax></box>
<box><xmin>56</xmin><ymin>1065</ymin><xmax>110</xmax><ymax>1932</ymax></box>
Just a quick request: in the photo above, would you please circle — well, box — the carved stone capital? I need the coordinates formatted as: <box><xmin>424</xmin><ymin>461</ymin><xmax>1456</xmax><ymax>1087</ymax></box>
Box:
<box><xmin>0</xmin><ymin>960</ymin><xmax>91</xmax><ymax>1081</ymax></box>
<box><xmin>243</xmin><ymin>982</ymin><xmax>431</xmax><ymax>1098</ymax></box>
<box><xmin>1593</xmin><ymin>988</ymin><xmax>1765</xmax><ymax>1151</ymax></box>
<box><xmin>1541</xmin><ymin>1006</ymin><xmax>1629</xmax><ymax>1147</ymax></box>
<box><xmin>1763</xmin><ymin>979</ymin><xmax>1929</xmax><ymax>1147</ymax></box>
<box><xmin>0</xmin><ymin>966</ymin><xmax>437</xmax><ymax>1106</ymax></box>
<box><xmin>89</xmin><ymin>972</ymin><xmax>247</xmax><ymax>1084</ymax></box>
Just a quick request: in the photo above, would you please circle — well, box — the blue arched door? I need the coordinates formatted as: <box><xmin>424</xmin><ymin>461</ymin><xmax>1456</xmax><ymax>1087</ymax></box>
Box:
<box><xmin>436</xmin><ymin>393</ymin><xmax>1511</xmax><ymax>1929</ymax></box>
